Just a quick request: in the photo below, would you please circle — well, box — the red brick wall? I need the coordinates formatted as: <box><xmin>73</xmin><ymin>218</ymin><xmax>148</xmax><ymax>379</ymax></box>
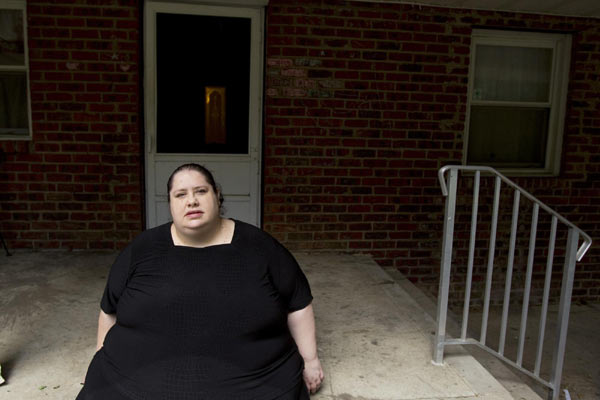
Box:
<box><xmin>0</xmin><ymin>0</ymin><xmax>141</xmax><ymax>250</ymax></box>
<box><xmin>263</xmin><ymin>0</ymin><xmax>600</xmax><ymax>303</ymax></box>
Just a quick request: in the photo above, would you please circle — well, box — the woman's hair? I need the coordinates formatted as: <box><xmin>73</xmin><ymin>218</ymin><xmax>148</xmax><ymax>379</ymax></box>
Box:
<box><xmin>166</xmin><ymin>163</ymin><xmax>224</xmax><ymax>207</ymax></box>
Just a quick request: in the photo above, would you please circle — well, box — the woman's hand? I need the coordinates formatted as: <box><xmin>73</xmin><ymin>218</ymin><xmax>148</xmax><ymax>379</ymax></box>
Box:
<box><xmin>303</xmin><ymin>356</ymin><xmax>324</xmax><ymax>394</ymax></box>
<box><xmin>287</xmin><ymin>305</ymin><xmax>325</xmax><ymax>394</ymax></box>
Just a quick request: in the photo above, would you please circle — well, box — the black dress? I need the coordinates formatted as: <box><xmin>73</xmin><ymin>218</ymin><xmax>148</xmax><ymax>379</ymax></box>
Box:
<box><xmin>77</xmin><ymin>220</ymin><xmax>313</xmax><ymax>400</ymax></box>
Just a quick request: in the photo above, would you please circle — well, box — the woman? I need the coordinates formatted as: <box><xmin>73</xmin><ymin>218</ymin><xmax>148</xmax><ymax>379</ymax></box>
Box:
<box><xmin>78</xmin><ymin>163</ymin><xmax>324</xmax><ymax>399</ymax></box>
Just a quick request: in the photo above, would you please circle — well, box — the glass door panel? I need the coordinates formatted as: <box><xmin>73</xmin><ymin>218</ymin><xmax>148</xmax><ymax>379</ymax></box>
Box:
<box><xmin>156</xmin><ymin>13</ymin><xmax>250</xmax><ymax>154</ymax></box>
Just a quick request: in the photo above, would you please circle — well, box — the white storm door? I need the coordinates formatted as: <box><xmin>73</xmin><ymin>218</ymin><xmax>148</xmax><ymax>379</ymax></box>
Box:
<box><xmin>144</xmin><ymin>1</ymin><xmax>263</xmax><ymax>228</ymax></box>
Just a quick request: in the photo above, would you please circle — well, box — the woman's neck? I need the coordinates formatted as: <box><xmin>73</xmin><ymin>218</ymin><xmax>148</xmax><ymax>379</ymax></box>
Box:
<box><xmin>171</xmin><ymin>218</ymin><xmax>234</xmax><ymax>248</ymax></box>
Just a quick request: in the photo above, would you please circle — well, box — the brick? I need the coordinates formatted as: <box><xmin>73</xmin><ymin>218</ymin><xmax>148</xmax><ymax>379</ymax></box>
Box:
<box><xmin>55</xmin><ymin>18</ymin><xmax>85</xmax><ymax>27</ymax></box>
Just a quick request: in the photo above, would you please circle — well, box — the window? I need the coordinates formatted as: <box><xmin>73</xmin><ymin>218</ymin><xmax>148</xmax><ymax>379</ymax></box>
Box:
<box><xmin>0</xmin><ymin>0</ymin><xmax>31</xmax><ymax>140</ymax></box>
<box><xmin>464</xmin><ymin>30</ymin><xmax>571</xmax><ymax>176</ymax></box>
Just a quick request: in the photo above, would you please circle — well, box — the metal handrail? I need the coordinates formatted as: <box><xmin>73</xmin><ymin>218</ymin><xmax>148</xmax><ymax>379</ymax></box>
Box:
<box><xmin>438</xmin><ymin>165</ymin><xmax>591</xmax><ymax>261</ymax></box>
<box><xmin>433</xmin><ymin>165</ymin><xmax>592</xmax><ymax>400</ymax></box>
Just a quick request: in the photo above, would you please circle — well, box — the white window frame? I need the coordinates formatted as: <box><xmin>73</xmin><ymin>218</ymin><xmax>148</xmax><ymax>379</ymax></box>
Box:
<box><xmin>0</xmin><ymin>0</ymin><xmax>32</xmax><ymax>140</ymax></box>
<box><xmin>463</xmin><ymin>29</ymin><xmax>571</xmax><ymax>176</ymax></box>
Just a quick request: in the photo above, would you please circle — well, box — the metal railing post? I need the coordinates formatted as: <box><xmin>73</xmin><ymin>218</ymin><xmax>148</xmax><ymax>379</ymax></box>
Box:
<box><xmin>461</xmin><ymin>170</ymin><xmax>480</xmax><ymax>340</ymax></box>
<box><xmin>535</xmin><ymin>216</ymin><xmax>558</xmax><ymax>376</ymax></box>
<box><xmin>433</xmin><ymin>168</ymin><xmax>458</xmax><ymax>364</ymax></box>
<box><xmin>499</xmin><ymin>190</ymin><xmax>520</xmax><ymax>355</ymax></box>
<box><xmin>480</xmin><ymin>176</ymin><xmax>501</xmax><ymax>345</ymax></box>
<box><xmin>548</xmin><ymin>228</ymin><xmax>579</xmax><ymax>400</ymax></box>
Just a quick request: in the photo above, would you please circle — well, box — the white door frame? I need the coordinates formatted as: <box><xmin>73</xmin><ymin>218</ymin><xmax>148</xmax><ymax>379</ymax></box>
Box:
<box><xmin>143</xmin><ymin>0</ymin><xmax>264</xmax><ymax>228</ymax></box>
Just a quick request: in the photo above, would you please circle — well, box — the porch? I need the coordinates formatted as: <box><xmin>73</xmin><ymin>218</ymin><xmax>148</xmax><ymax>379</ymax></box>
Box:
<box><xmin>0</xmin><ymin>250</ymin><xmax>578</xmax><ymax>399</ymax></box>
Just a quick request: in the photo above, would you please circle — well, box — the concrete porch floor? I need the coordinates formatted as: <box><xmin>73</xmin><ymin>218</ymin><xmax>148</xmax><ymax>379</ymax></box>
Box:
<box><xmin>0</xmin><ymin>250</ymin><xmax>544</xmax><ymax>400</ymax></box>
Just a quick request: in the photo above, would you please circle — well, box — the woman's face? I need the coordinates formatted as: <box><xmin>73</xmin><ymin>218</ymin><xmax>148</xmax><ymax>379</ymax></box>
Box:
<box><xmin>169</xmin><ymin>169</ymin><xmax>220</xmax><ymax>234</ymax></box>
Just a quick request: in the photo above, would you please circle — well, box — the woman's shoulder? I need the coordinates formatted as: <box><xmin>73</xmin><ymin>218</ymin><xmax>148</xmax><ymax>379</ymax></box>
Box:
<box><xmin>233</xmin><ymin>219</ymin><xmax>273</xmax><ymax>240</ymax></box>
<box><xmin>129</xmin><ymin>222</ymin><xmax>171</xmax><ymax>250</ymax></box>
<box><xmin>233</xmin><ymin>219</ymin><xmax>288</xmax><ymax>254</ymax></box>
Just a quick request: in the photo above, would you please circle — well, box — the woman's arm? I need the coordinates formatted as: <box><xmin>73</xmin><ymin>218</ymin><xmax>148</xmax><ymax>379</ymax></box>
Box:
<box><xmin>96</xmin><ymin>310</ymin><xmax>116</xmax><ymax>351</ymax></box>
<box><xmin>287</xmin><ymin>304</ymin><xmax>324</xmax><ymax>394</ymax></box>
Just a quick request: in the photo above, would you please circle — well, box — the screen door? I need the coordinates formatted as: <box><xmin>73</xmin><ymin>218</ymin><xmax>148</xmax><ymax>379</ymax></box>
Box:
<box><xmin>144</xmin><ymin>1</ymin><xmax>263</xmax><ymax>228</ymax></box>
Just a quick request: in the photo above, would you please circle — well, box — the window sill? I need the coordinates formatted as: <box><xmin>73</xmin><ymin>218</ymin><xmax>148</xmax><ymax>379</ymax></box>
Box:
<box><xmin>464</xmin><ymin>164</ymin><xmax>559</xmax><ymax>177</ymax></box>
<box><xmin>0</xmin><ymin>127</ymin><xmax>31</xmax><ymax>140</ymax></box>
<box><xmin>0</xmin><ymin>135</ymin><xmax>31</xmax><ymax>141</ymax></box>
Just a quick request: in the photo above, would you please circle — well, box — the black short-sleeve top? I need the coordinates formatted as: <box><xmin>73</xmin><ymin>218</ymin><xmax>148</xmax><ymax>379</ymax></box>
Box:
<box><xmin>98</xmin><ymin>220</ymin><xmax>313</xmax><ymax>400</ymax></box>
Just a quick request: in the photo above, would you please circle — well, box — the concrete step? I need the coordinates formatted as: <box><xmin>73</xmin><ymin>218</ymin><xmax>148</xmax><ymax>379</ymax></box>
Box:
<box><xmin>298</xmin><ymin>252</ymin><xmax>519</xmax><ymax>400</ymax></box>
